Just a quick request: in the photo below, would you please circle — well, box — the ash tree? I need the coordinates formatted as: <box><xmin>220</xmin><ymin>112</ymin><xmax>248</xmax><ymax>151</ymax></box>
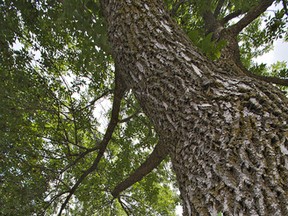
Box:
<box><xmin>0</xmin><ymin>0</ymin><xmax>288</xmax><ymax>215</ymax></box>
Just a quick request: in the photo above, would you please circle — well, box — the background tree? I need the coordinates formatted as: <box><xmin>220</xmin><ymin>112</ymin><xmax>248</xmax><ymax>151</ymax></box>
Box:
<box><xmin>0</xmin><ymin>0</ymin><xmax>287</xmax><ymax>215</ymax></box>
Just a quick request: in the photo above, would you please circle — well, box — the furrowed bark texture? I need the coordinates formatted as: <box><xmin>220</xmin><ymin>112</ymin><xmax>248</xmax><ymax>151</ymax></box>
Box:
<box><xmin>101</xmin><ymin>0</ymin><xmax>288</xmax><ymax>215</ymax></box>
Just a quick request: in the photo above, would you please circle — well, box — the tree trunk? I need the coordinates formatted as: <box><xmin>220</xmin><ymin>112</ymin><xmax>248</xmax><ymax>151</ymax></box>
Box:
<box><xmin>100</xmin><ymin>0</ymin><xmax>288</xmax><ymax>215</ymax></box>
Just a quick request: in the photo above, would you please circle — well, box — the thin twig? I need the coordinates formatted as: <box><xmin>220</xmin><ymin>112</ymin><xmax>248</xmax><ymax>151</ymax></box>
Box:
<box><xmin>80</xmin><ymin>89</ymin><xmax>112</xmax><ymax>111</ymax></box>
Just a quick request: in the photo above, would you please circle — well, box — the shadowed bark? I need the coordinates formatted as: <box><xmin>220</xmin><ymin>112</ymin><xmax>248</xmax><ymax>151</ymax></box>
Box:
<box><xmin>101</xmin><ymin>0</ymin><xmax>288</xmax><ymax>215</ymax></box>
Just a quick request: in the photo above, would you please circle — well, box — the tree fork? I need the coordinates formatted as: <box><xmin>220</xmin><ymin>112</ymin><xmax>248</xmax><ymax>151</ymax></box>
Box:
<box><xmin>201</xmin><ymin>0</ymin><xmax>288</xmax><ymax>87</ymax></box>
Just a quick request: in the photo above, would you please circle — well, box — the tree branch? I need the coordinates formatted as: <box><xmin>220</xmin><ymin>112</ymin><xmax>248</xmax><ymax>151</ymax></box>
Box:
<box><xmin>118</xmin><ymin>197</ymin><xmax>132</xmax><ymax>216</ymax></box>
<box><xmin>60</xmin><ymin>145</ymin><xmax>100</xmax><ymax>174</ymax></box>
<box><xmin>111</xmin><ymin>139</ymin><xmax>168</xmax><ymax>198</ymax></box>
<box><xmin>231</xmin><ymin>58</ymin><xmax>288</xmax><ymax>86</ymax></box>
<box><xmin>244</xmin><ymin>68</ymin><xmax>288</xmax><ymax>86</ymax></box>
<box><xmin>229</xmin><ymin>0</ymin><xmax>275</xmax><ymax>34</ymax></box>
<box><xmin>214</xmin><ymin>0</ymin><xmax>225</xmax><ymax>17</ymax></box>
<box><xmin>80</xmin><ymin>89</ymin><xmax>112</xmax><ymax>111</ymax></box>
<box><xmin>42</xmin><ymin>190</ymin><xmax>69</xmax><ymax>215</ymax></box>
<box><xmin>221</xmin><ymin>10</ymin><xmax>243</xmax><ymax>24</ymax></box>
<box><xmin>57</xmin><ymin>70</ymin><xmax>126</xmax><ymax>215</ymax></box>
<box><xmin>202</xmin><ymin>10</ymin><xmax>224</xmax><ymax>38</ymax></box>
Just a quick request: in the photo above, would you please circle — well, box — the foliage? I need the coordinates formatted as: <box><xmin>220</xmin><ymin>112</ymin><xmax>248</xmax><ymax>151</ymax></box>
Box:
<box><xmin>0</xmin><ymin>0</ymin><xmax>287</xmax><ymax>215</ymax></box>
<box><xmin>0</xmin><ymin>0</ymin><xmax>177</xmax><ymax>215</ymax></box>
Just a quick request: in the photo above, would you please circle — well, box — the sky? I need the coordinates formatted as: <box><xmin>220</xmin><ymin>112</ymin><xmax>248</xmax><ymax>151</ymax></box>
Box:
<box><xmin>255</xmin><ymin>39</ymin><xmax>288</xmax><ymax>66</ymax></box>
<box><xmin>254</xmin><ymin>2</ymin><xmax>288</xmax><ymax>66</ymax></box>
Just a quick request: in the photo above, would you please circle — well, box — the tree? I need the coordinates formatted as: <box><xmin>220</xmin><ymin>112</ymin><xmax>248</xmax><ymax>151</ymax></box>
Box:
<box><xmin>101</xmin><ymin>0</ymin><xmax>288</xmax><ymax>214</ymax></box>
<box><xmin>1</xmin><ymin>0</ymin><xmax>288</xmax><ymax>215</ymax></box>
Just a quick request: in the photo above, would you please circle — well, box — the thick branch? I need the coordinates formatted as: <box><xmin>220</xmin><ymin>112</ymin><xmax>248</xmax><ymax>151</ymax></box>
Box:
<box><xmin>57</xmin><ymin>70</ymin><xmax>126</xmax><ymax>215</ymax></box>
<box><xmin>217</xmin><ymin>22</ymin><xmax>288</xmax><ymax>86</ymax></box>
<box><xmin>229</xmin><ymin>0</ymin><xmax>275</xmax><ymax>34</ymax></box>
<box><xmin>202</xmin><ymin>11</ymin><xmax>224</xmax><ymax>38</ymax></box>
<box><xmin>239</xmin><ymin>63</ymin><xmax>288</xmax><ymax>86</ymax></box>
<box><xmin>111</xmin><ymin>140</ymin><xmax>168</xmax><ymax>198</ymax></box>
<box><xmin>250</xmin><ymin>73</ymin><xmax>288</xmax><ymax>86</ymax></box>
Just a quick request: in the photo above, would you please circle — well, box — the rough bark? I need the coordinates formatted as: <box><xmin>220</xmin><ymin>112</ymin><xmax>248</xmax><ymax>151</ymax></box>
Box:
<box><xmin>101</xmin><ymin>0</ymin><xmax>288</xmax><ymax>215</ymax></box>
